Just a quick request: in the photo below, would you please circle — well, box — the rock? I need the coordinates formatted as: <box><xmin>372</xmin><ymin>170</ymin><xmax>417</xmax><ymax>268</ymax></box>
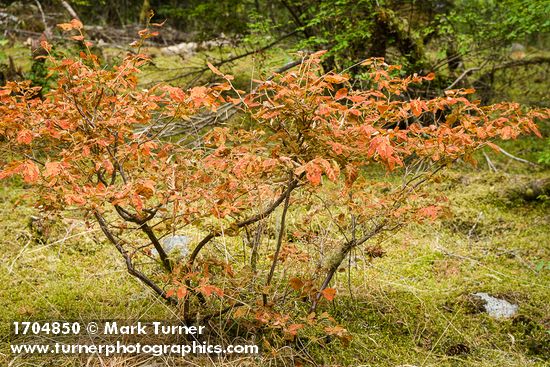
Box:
<box><xmin>160</xmin><ymin>42</ymin><xmax>198</xmax><ymax>56</ymax></box>
<box><xmin>151</xmin><ymin>235</ymin><xmax>190</xmax><ymax>259</ymax></box>
<box><xmin>472</xmin><ymin>292</ymin><xmax>518</xmax><ymax>318</ymax></box>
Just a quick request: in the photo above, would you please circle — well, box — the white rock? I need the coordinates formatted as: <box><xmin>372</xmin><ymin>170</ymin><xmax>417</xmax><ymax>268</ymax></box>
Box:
<box><xmin>472</xmin><ymin>292</ymin><xmax>518</xmax><ymax>318</ymax></box>
<box><xmin>160</xmin><ymin>42</ymin><xmax>198</xmax><ymax>56</ymax></box>
<box><xmin>151</xmin><ymin>235</ymin><xmax>190</xmax><ymax>259</ymax></box>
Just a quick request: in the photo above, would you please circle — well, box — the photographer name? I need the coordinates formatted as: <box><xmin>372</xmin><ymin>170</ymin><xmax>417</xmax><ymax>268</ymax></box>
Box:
<box><xmin>103</xmin><ymin>322</ymin><xmax>205</xmax><ymax>336</ymax></box>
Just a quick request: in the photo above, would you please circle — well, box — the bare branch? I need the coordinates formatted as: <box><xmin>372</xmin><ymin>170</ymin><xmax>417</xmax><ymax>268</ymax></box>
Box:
<box><xmin>93</xmin><ymin>210</ymin><xmax>176</xmax><ymax>305</ymax></box>
<box><xmin>60</xmin><ymin>0</ymin><xmax>81</xmax><ymax>21</ymax></box>
<box><xmin>263</xmin><ymin>173</ymin><xmax>293</xmax><ymax>306</ymax></box>
<box><xmin>446</xmin><ymin>60</ymin><xmax>488</xmax><ymax>90</ymax></box>
<box><xmin>498</xmin><ymin>147</ymin><xmax>539</xmax><ymax>166</ymax></box>
<box><xmin>187</xmin><ymin>176</ymin><xmax>301</xmax><ymax>268</ymax></box>
<box><xmin>161</xmin><ymin>31</ymin><xmax>299</xmax><ymax>84</ymax></box>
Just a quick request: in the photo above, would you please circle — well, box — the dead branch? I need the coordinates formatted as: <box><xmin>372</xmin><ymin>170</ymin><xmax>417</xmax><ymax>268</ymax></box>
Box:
<box><xmin>161</xmin><ymin>30</ymin><xmax>299</xmax><ymax>84</ymax></box>
<box><xmin>446</xmin><ymin>60</ymin><xmax>488</xmax><ymax>90</ymax></box>
<box><xmin>93</xmin><ymin>211</ymin><xmax>177</xmax><ymax>305</ymax></box>
<box><xmin>60</xmin><ymin>0</ymin><xmax>81</xmax><ymax>21</ymax></box>
<box><xmin>34</xmin><ymin>0</ymin><xmax>51</xmax><ymax>38</ymax></box>
<box><xmin>483</xmin><ymin>150</ymin><xmax>497</xmax><ymax>172</ymax></box>
<box><xmin>263</xmin><ymin>173</ymin><xmax>293</xmax><ymax>306</ymax></box>
<box><xmin>491</xmin><ymin>56</ymin><xmax>550</xmax><ymax>72</ymax></box>
<box><xmin>498</xmin><ymin>147</ymin><xmax>539</xmax><ymax>166</ymax></box>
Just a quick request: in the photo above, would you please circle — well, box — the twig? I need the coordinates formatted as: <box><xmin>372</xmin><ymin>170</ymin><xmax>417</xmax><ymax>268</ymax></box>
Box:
<box><xmin>310</xmin><ymin>221</ymin><xmax>387</xmax><ymax>312</ymax></box>
<box><xmin>467</xmin><ymin>211</ymin><xmax>484</xmax><ymax>240</ymax></box>
<box><xmin>482</xmin><ymin>150</ymin><xmax>497</xmax><ymax>172</ymax></box>
<box><xmin>250</xmin><ymin>222</ymin><xmax>264</xmax><ymax>273</ymax></box>
<box><xmin>187</xmin><ymin>176</ymin><xmax>301</xmax><ymax>267</ymax></box>
<box><xmin>446</xmin><ymin>60</ymin><xmax>488</xmax><ymax>90</ymax></box>
<box><xmin>498</xmin><ymin>147</ymin><xmax>539</xmax><ymax>166</ymax></box>
<box><xmin>8</xmin><ymin>235</ymin><xmax>32</xmax><ymax>274</ymax></box>
<box><xmin>60</xmin><ymin>0</ymin><xmax>81</xmax><ymax>21</ymax></box>
<box><xmin>34</xmin><ymin>0</ymin><xmax>51</xmax><ymax>38</ymax></box>
<box><xmin>93</xmin><ymin>211</ymin><xmax>176</xmax><ymax>305</ymax></box>
<box><xmin>263</xmin><ymin>173</ymin><xmax>293</xmax><ymax>306</ymax></box>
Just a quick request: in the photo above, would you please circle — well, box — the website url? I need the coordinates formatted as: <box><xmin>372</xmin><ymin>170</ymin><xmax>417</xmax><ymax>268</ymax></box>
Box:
<box><xmin>10</xmin><ymin>340</ymin><xmax>258</xmax><ymax>356</ymax></box>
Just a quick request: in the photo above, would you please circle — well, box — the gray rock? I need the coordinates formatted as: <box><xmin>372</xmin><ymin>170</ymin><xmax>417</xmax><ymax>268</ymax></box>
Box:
<box><xmin>160</xmin><ymin>42</ymin><xmax>198</xmax><ymax>56</ymax></box>
<box><xmin>151</xmin><ymin>235</ymin><xmax>190</xmax><ymax>259</ymax></box>
<box><xmin>472</xmin><ymin>292</ymin><xmax>518</xmax><ymax>318</ymax></box>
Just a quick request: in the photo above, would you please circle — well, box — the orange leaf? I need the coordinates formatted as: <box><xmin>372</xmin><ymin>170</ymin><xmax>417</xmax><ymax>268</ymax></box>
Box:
<box><xmin>289</xmin><ymin>277</ymin><xmax>304</xmax><ymax>291</ymax></box>
<box><xmin>335</xmin><ymin>88</ymin><xmax>348</xmax><ymax>100</ymax></box>
<box><xmin>200</xmin><ymin>284</ymin><xmax>224</xmax><ymax>297</ymax></box>
<box><xmin>70</xmin><ymin>18</ymin><xmax>83</xmax><ymax>30</ymax></box>
<box><xmin>131</xmin><ymin>192</ymin><xmax>143</xmax><ymax>212</ymax></box>
<box><xmin>320</xmin><ymin>288</ymin><xmax>336</xmax><ymax>301</ymax></box>
<box><xmin>56</xmin><ymin>22</ymin><xmax>74</xmax><ymax>31</ymax></box>
<box><xmin>16</xmin><ymin>129</ymin><xmax>33</xmax><ymax>145</ymax></box>
<box><xmin>207</xmin><ymin>62</ymin><xmax>223</xmax><ymax>76</ymax></box>
<box><xmin>410</xmin><ymin>100</ymin><xmax>422</xmax><ymax>117</ymax></box>
<box><xmin>424</xmin><ymin>72</ymin><xmax>435</xmax><ymax>81</ymax></box>
<box><xmin>500</xmin><ymin>126</ymin><xmax>515</xmax><ymax>140</ymax></box>
<box><xmin>324</xmin><ymin>74</ymin><xmax>348</xmax><ymax>84</ymax></box>
<box><xmin>44</xmin><ymin>161</ymin><xmax>62</xmax><ymax>177</ymax></box>
<box><xmin>417</xmin><ymin>205</ymin><xmax>440</xmax><ymax>221</ymax></box>
<box><xmin>136</xmin><ymin>179</ymin><xmax>155</xmax><ymax>198</ymax></box>
<box><xmin>285</xmin><ymin>323</ymin><xmax>304</xmax><ymax>336</ymax></box>
<box><xmin>40</xmin><ymin>40</ymin><xmax>52</xmax><ymax>52</ymax></box>
<box><xmin>22</xmin><ymin>161</ymin><xmax>40</xmax><ymax>183</ymax></box>
<box><xmin>102</xmin><ymin>159</ymin><xmax>114</xmax><ymax>174</ymax></box>
<box><xmin>305</xmin><ymin>162</ymin><xmax>322</xmax><ymax>186</ymax></box>
<box><xmin>65</xmin><ymin>194</ymin><xmax>86</xmax><ymax>206</ymax></box>
<box><xmin>176</xmin><ymin>287</ymin><xmax>188</xmax><ymax>300</ymax></box>
<box><xmin>377</xmin><ymin>104</ymin><xmax>389</xmax><ymax>114</ymax></box>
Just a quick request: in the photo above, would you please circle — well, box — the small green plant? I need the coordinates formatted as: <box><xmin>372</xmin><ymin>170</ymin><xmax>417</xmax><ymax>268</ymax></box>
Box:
<box><xmin>535</xmin><ymin>259</ymin><xmax>550</xmax><ymax>272</ymax></box>
<box><xmin>537</xmin><ymin>138</ymin><xmax>550</xmax><ymax>165</ymax></box>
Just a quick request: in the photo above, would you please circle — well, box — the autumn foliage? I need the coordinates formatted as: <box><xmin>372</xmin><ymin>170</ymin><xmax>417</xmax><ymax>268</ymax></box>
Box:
<box><xmin>0</xmin><ymin>19</ymin><xmax>548</xmax><ymax>344</ymax></box>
